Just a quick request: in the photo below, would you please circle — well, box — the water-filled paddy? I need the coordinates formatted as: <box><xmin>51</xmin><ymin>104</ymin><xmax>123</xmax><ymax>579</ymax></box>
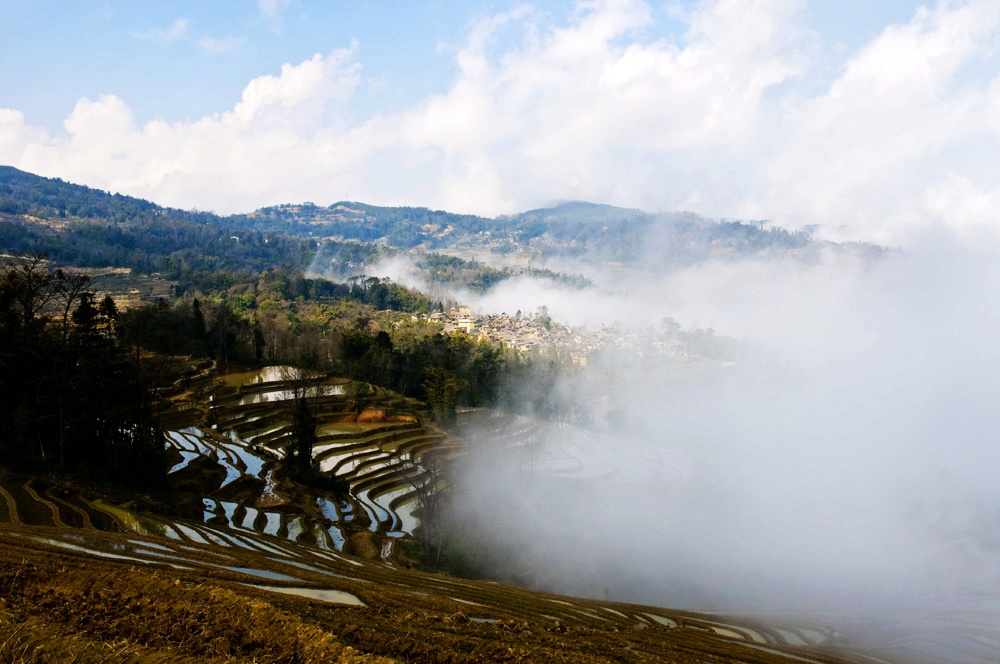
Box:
<box><xmin>251</xmin><ymin>584</ymin><xmax>365</xmax><ymax>606</ymax></box>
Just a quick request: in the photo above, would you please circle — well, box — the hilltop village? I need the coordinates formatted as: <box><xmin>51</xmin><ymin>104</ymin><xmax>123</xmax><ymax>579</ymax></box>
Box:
<box><xmin>410</xmin><ymin>306</ymin><xmax>731</xmax><ymax>365</ymax></box>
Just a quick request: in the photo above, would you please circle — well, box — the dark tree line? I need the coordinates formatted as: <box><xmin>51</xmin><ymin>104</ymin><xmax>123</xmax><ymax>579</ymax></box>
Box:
<box><xmin>0</xmin><ymin>256</ymin><xmax>166</xmax><ymax>486</ymax></box>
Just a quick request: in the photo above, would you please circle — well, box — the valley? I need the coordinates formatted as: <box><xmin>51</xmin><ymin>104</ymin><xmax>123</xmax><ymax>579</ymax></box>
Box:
<box><xmin>0</xmin><ymin>363</ymin><xmax>895</xmax><ymax>664</ymax></box>
<box><xmin>0</xmin><ymin>166</ymin><xmax>995</xmax><ymax>663</ymax></box>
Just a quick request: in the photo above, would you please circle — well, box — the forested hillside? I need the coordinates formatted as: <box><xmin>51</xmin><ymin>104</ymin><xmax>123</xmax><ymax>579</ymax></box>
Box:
<box><xmin>0</xmin><ymin>165</ymin><xmax>880</xmax><ymax>286</ymax></box>
<box><xmin>0</xmin><ymin>167</ymin><xmax>567</xmax><ymax>483</ymax></box>
<box><xmin>0</xmin><ymin>165</ymin><xmax>881</xmax><ymax>436</ymax></box>
<box><xmin>247</xmin><ymin>198</ymin><xmax>847</xmax><ymax>266</ymax></box>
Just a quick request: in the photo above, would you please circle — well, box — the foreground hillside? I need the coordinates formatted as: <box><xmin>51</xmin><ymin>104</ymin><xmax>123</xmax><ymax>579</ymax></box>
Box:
<box><xmin>0</xmin><ymin>363</ymin><xmax>888</xmax><ymax>664</ymax></box>
<box><xmin>0</xmin><ymin>166</ymin><xmax>969</xmax><ymax>664</ymax></box>
<box><xmin>0</xmin><ymin>496</ymin><xmax>879</xmax><ymax>664</ymax></box>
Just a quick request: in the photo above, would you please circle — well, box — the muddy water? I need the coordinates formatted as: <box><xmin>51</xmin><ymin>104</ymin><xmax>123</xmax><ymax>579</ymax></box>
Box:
<box><xmin>0</xmin><ymin>366</ymin><xmax>429</xmax><ymax>578</ymax></box>
<box><xmin>312</xmin><ymin>524</ymin><xmax>335</xmax><ymax>550</ymax></box>
<box><xmin>217</xmin><ymin>365</ymin><xmax>351</xmax><ymax>405</ymax></box>
<box><xmin>285</xmin><ymin>515</ymin><xmax>306</xmax><ymax>542</ymax></box>
<box><xmin>91</xmin><ymin>499</ymin><xmax>170</xmax><ymax>538</ymax></box>
<box><xmin>643</xmin><ymin>613</ymin><xmax>677</xmax><ymax>629</ymax></box>
<box><xmin>220</xmin><ymin>366</ymin><xmax>322</xmax><ymax>387</ymax></box>
<box><xmin>218</xmin><ymin>566</ymin><xmax>300</xmax><ymax>582</ymax></box>
<box><xmin>6</xmin><ymin>481</ymin><xmax>55</xmax><ymax>526</ymax></box>
<box><xmin>44</xmin><ymin>490</ymin><xmax>87</xmax><ymax>529</ymax></box>
<box><xmin>67</xmin><ymin>495</ymin><xmax>121</xmax><ymax>532</ymax></box>
<box><xmin>327</xmin><ymin>525</ymin><xmax>346</xmax><ymax>551</ymax></box>
<box><xmin>238</xmin><ymin>383</ymin><xmax>347</xmax><ymax>405</ymax></box>
<box><xmin>262</xmin><ymin>512</ymin><xmax>282</xmax><ymax>537</ymax></box>
<box><xmin>315</xmin><ymin>496</ymin><xmax>340</xmax><ymax>521</ymax></box>
<box><xmin>251</xmin><ymin>584</ymin><xmax>365</xmax><ymax>606</ymax></box>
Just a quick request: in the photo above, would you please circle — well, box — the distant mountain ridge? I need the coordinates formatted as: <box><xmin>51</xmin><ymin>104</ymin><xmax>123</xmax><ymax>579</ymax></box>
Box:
<box><xmin>245</xmin><ymin>197</ymin><xmax>865</xmax><ymax>267</ymax></box>
<box><xmin>0</xmin><ymin>166</ymin><xmax>313</xmax><ymax>290</ymax></box>
<box><xmin>0</xmin><ymin>165</ymin><xmax>882</xmax><ymax>273</ymax></box>
<box><xmin>0</xmin><ymin>164</ymin><xmax>196</xmax><ymax>222</ymax></box>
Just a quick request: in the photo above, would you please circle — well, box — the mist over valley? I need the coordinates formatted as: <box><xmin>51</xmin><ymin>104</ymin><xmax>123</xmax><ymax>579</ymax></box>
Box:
<box><xmin>0</xmin><ymin>164</ymin><xmax>996</xmax><ymax>661</ymax></box>
<box><xmin>4</xmin><ymin>2</ymin><xmax>1000</xmax><ymax>660</ymax></box>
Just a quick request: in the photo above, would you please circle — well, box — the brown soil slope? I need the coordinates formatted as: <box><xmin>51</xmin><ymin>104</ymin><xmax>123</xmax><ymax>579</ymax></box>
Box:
<box><xmin>0</xmin><ymin>521</ymin><xmax>878</xmax><ymax>664</ymax></box>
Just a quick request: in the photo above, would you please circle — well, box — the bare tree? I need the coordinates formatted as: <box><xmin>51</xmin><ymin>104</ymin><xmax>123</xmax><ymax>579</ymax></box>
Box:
<box><xmin>393</xmin><ymin>449</ymin><xmax>450</xmax><ymax>562</ymax></box>
<box><xmin>54</xmin><ymin>270</ymin><xmax>92</xmax><ymax>344</ymax></box>
<box><xmin>2</xmin><ymin>254</ymin><xmax>56</xmax><ymax>331</ymax></box>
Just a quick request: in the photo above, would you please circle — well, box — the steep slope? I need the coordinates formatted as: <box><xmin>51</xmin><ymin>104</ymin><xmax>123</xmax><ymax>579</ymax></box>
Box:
<box><xmin>0</xmin><ymin>487</ymin><xmax>878</xmax><ymax>664</ymax></box>
<box><xmin>0</xmin><ymin>362</ymin><xmax>958</xmax><ymax>664</ymax></box>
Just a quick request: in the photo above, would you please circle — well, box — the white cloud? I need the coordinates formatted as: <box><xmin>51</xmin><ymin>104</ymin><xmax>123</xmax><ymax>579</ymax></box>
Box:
<box><xmin>749</xmin><ymin>0</ymin><xmax>1000</xmax><ymax>243</ymax></box>
<box><xmin>131</xmin><ymin>18</ymin><xmax>189</xmax><ymax>44</ymax></box>
<box><xmin>258</xmin><ymin>0</ymin><xmax>292</xmax><ymax>31</ymax></box>
<box><xmin>230</xmin><ymin>51</ymin><xmax>358</xmax><ymax>126</ymax></box>
<box><xmin>0</xmin><ymin>109</ymin><xmax>48</xmax><ymax>156</ymax></box>
<box><xmin>198</xmin><ymin>36</ymin><xmax>246</xmax><ymax>55</ymax></box>
<box><xmin>0</xmin><ymin>48</ymin><xmax>365</xmax><ymax>213</ymax></box>
<box><xmin>3</xmin><ymin>0</ymin><xmax>1000</xmax><ymax>250</ymax></box>
<box><xmin>389</xmin><ymin>0</ymin><xmax>806</xmax><ymax>214</ymax></box>
<box><xmin>132</xmin><ymin>18</ymin><xmax>246</xmax><ymax>57</ymax></box>
<box><xmin>920</xmin><ymin>174</ymin><xmax>1000</xmax><ymax>247</ymax></box>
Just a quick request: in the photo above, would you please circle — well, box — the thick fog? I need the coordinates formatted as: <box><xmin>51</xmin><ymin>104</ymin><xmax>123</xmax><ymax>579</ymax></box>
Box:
<box><xmin>343</xmin><ymin>237</ymin><xmax>1000</xmax><ymax>660</ymax></box>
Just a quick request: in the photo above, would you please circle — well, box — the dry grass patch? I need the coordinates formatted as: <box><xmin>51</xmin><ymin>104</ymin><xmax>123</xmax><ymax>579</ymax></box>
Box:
<box><xmin>0</xmin><ymin>553</ymin><xmax>393</xmax><ymax>663</ymax></box>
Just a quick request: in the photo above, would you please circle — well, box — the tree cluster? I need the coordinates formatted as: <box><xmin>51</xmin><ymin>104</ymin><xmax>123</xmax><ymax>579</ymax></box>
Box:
<box><xmin>0</xmin><ymin>256</ymin><xmax>166</xmax><ymax>486</ymax></box>
<box><xmin>113</xmin><ymin>267</ymin><xmax>558</xmax><ymax>426</ymax></box>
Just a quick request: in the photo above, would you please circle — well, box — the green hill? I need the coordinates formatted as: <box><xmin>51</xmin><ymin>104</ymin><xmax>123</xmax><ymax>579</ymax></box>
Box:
<box><xmin>0</xmin><ymin>165</ymin><xmax>882</xmax><ymax>281</ymax></box>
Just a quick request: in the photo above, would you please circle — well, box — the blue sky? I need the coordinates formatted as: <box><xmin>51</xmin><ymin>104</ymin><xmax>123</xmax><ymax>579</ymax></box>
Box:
<box><xmin>3</xmin><ymin>2</ymin><xmax>585</xmax><ymax>131</ymax></box>
<box><xmin>2</xmin><ymin>0</ymin><xmax>999</xmax><ymax>248</ymax></box>
<box><xmin>0</xmin><ymin>1</ymin><xmax>915</xmax><ymax>130</ymax></box>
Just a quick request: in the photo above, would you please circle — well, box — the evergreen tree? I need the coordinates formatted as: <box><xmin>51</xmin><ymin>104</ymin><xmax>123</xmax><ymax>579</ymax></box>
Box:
<box><xmin>0</xmin><ymin>256</ymin><xmax>166</xmax><ymax>486</ymax></box>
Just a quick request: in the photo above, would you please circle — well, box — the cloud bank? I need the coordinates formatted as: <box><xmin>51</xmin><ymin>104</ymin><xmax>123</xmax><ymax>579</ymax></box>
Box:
<box><xmin>2</xmin><ymin>0</ymin><xmax>1000</xmax><ymax>248</ymax></box>
<box><xmin>439</xmin><ymin>246</ymin><xmax>1000</xmax><ymax>663</ymax></box>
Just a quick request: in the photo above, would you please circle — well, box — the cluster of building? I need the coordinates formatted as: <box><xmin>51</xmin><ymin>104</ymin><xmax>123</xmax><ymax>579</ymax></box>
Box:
<box><xmin>411</xmin><ymin>307</ymin><xmax>566</xmax><ymax>352</ymax></box>
<box><xmin>411</xmin><ymin>307</ymin><xmax>696</xmax><ymax>365</ymax></box>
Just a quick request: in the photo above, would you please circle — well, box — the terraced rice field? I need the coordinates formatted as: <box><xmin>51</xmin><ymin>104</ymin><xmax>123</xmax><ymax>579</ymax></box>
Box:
<box><xmin>0</xmin><ymin>363</ymin><xmax>448</xmax><ymax>559</ymax></box>
<box><xmin>0</xmin><ymin>364</ymin><xmax>993</xmax><ymax>662</ymax></box>
<box><xmin>152</xmin><ymin>364</ymin><xmax>459</xmax><ymax>556</ymax></box>
<box><xmin>0</xmin><ymin>511</ymin><xmax>876</xmax><ymax>663</ymax></box>
<box><xmin>2</xmin><ymin>469</ymin><xmax>997</xmax><ymax>663</ymax></box>
<box><xmin>0</xmin><ymin>454</ymin><xmax>884</xmax><ymax>663</ymax></box>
